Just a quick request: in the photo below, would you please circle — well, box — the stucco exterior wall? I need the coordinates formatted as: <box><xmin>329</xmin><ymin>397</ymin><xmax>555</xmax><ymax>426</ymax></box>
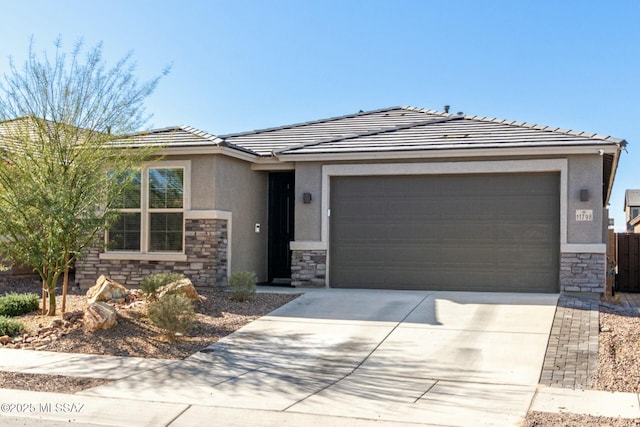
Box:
<box><xmin>566</xmin><ymin>155</ymin><xmax>603</xmax><ymax>244</ymax></box>
<box><xmin>190</xmin><ymin>155</ymin><xmax>216</xmax><ymax>209</ymax></box>
<box><xmin>213</xmin><ymin>156</ymin><xmax>268</xmax><ymax>280</ymax></box>
<box><xmin>294</xmin><ymin>162</ymin><xmax>322</xmax><ymax>241</ymax></box>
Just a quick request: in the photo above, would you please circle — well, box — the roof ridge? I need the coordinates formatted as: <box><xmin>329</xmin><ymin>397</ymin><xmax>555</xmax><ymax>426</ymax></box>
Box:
<box><xmin>179</xmin><ymin>125</ymin><xmax>224</xmax><ymax>144</ymax></box>
<box><xmin>220</xmin><ymin>106</ymin><xmax>415</xmax><ymax>139</ymax></box>
<box><xmin>274</xmin><ymin>115</ymin><xmax>464</xmax><ymax>155</ymax></box>
<box><xmin>402</xmin><ymin>106</ymin><xmax>626</xmax><ymax>144</ymax></box>
<box><xmin>122</xmin><ymin>126</ymin><xmax>184</xmax><ymax>137</ymax></box>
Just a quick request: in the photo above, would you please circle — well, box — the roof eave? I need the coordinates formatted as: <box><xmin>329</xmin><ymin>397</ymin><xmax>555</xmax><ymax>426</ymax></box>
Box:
<box><xmin>156</xmin><ymin>145</ymin><xmax>258</xmax><ymax>162</ymax></box>
<box><xmin>274</xmin><ymin>144</ymin><xmax>622</xmax><ymax>162</ymax></box>
<box><xmin>604</xmin><ymin>140</ymin><xmax>626</xmax><ymax>206</ymax></box>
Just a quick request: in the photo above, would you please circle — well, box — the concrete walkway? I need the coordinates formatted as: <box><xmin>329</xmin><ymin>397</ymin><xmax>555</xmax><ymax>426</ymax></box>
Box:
<box><xmin>0</xmin><ymin>289</ymin><xmax>637</xmax><ymax>426</ymax></box>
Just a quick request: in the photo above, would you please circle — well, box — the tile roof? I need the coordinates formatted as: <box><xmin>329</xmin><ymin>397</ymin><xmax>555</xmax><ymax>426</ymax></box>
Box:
<box><xmin>625</xmin><ymin>189</ymin><xmax>640</xmax><ymax>208</ymax></box>
<box><xmin>265</xmin><ymin>106</ymin><xmax>626</xmax><ymax>156</ymax></box>
<box><xmin>106</xmin><ymin>125</ymin><xmax>255</xmax><ymax>155</ymax></box>
<box><xmin>109</xmin><ymin>126</ymin><xmax>223</xmax><ymax>147</ymax></box>
<box><xmin>220</xmin><ymin>107</ymin><xmax>437</xmax><ymax>156</ymax></box>
<box><xmin>1</xmin><ymin>107</ymin><xmax>626</xmax><ymax>159</ymax></box>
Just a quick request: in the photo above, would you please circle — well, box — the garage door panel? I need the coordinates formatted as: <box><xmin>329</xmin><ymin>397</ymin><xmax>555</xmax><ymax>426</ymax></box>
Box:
<box><xmin>332</xmin><ymin>245</ymin><xmax>385</xmax><ymax>265</ymax></box>
<box><xmin>387</xmin><ymin>245</ymin><xmax>441</xmax><ymax>265</ymax></box>
<box><xmin>330</xmin><ymin>173</ymin><xmax>560</xmax><ymax>292</ymax></box>
<box><xmin>386</xmin><ymin>223</ymin><xmax>441</xmax><ymax>241</ymax></box>
<box><xmin>387</xmin><ymin>200</ymin><xmax>440</xmax><ymax>219</ymax></box>
<box><xmin>336</xmin><ymin>200</ymin><xmax>387</xmax><ymax>218</ymax></box>
<box><xmin>332</xmin><ymin>222</ymin><xmax>389</xmax><ymax>241</ymax></box>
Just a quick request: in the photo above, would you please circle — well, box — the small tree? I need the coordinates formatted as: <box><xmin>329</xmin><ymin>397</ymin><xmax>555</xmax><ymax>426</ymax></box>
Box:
<box><xmin>0</xmin><ymin>38</ymin><xmax>167</xmax><ymax>315</ymax></box>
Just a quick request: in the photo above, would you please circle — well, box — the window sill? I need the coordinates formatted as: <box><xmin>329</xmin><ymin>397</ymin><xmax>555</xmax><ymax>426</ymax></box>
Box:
<box><xmin>100</xmin><ymin>252</ymin><xmax>188</xmax><ymax>262</ymax></box>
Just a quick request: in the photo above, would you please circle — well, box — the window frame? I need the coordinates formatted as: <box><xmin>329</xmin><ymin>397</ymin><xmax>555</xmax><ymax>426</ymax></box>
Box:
<box><xmin>106</xmin><ymin>160</ymin><xmax>191</xmax><ymax>255</ymax></box>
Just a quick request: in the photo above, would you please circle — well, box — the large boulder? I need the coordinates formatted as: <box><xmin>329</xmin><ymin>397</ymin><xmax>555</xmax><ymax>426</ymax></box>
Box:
<box><xmin>86</xmin><ymin>275</ymin><xmax>128</xmax><ymax>304</ymax></box>
<box><xmin>156</xmin><ymin>277</ymin><xmax>199</xmax><ymax>301</ymax></box>
<box><xmin>83</xmin><ymin>302</ymin><xmax>117</xmax><ymax>332</ymax></box>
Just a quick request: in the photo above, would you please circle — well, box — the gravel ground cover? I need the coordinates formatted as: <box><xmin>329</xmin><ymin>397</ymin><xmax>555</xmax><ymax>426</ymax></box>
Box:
<box><xmin>524</xmin><ymin>411</ymin><xmax>640</xmax><ymax>427</ymax></box>
<box><xmin>0</xmin><ymin>276</ymin><xmax>299</xmax><ymax>392</ymax></box>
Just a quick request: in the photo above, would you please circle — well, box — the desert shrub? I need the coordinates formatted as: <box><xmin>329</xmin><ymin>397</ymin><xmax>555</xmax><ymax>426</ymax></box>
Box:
<box><xmin>0</xmin><ymin>292</ymin><xmax>40</xmax><ymax>316</ymax></box>
<box><xmin>229</xmin><ymin>271</ymin><xmax>257</xmax><ymax>302</ymax></box>
<box><xmin>0</xmin><ymin>316</ymin><xmax>25</xmax><ymax>336</ymax></box>
<box><xmin>147</xmin><ymin>294</ymin><xmax>195</xmax><ymax>338</ymax></box>
<box><xmin>141</xmin><ymin>272</ymin><xmax>185</xmax><ymax>296</ymax></box>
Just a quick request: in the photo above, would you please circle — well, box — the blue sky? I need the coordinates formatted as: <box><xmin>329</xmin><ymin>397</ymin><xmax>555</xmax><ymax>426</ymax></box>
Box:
<box><xmin>0</xmin><ymin>0</ymin><xmax>638</xmax><ymax>230</ymax></box>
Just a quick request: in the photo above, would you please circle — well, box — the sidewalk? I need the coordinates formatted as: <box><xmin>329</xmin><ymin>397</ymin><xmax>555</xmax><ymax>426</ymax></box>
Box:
<box><xmin>1</xmin><ymin>355</ymin><xmax>639</xmax><ymax>426</ymax></box>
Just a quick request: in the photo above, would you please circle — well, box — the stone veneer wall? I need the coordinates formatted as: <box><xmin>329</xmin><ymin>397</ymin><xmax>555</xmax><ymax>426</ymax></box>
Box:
<box><xmin>291</xmin><ymin>250</ymin><xmax>326</xmax><ymax>287</ymax></box>
<box><xmin>560</xmin><ymin>252</ymin><xmax>605</xmax><ymax>293</ymax></box>
<box><xmin>75</xmin><ymin>218</ymin><xmax>228</xmax><ymax>288</ymax></box>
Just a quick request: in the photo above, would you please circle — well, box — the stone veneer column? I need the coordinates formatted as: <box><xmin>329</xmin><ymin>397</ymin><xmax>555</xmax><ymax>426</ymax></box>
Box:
<box><xmin>290</xmin><ymin>250</ymin><xmax>326</xmax><ymax>287</ymax></box>
<box><xmin>75</xmin><ymin>218</ymin><xmax>228</xmax><ymax>288</ymax></box>
<box><xmin>560</xmin><ymin>252</ymin><xmax>606</xmax><ymax>293</ymax></box>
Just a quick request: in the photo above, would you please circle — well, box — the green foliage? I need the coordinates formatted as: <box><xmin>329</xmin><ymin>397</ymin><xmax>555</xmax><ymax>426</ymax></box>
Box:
<box><xmin>147</xmin><ymin>294</ymin><xmax>195</xmax><ymax>338</ymax></box>
<box><xmin>229</xmin><ymin>271</ymin><xmax>257</xmax><ymax>302</ymax></box>
<box><xmin>0</xmin><ymin>38</ymin><xmax>167</xmax><ymax>315</ymax></box>
<box><xmin>0</xmin><ymin>292</ymin><xmax>39</xmax><ymax>316</ymax></box>
<box><xmin>141</xmin><ymin>272</ymin><xmax>185</xmax><ymax>296</ymax></box>
<box><xmin>0</xmin><ymin>316</ymin><xmax>25</xmax><ymax>336</ymax></box>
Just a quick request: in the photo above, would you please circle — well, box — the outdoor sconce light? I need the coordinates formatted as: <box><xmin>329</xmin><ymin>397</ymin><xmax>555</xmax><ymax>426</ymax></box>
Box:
<box><xmin>580</xmin><ymin>189</ymin><xmax>590</xmax><ymax>202</ymax></box>
<box><xmin>303</xmin><ymin>193</ymin><xmax>312</xmax><ymax>204</ymax></box>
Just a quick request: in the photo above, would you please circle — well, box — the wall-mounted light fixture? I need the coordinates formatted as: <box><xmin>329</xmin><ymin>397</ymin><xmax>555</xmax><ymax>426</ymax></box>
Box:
<box><xmin>303</xmin><ymin>192</ymin><xmax>312</xmax><ymax>204</ymax></box>
<box><xmin>580</xmin><ymin>189</ymin><xmax>590</xmax><ymax>202</ymax></box>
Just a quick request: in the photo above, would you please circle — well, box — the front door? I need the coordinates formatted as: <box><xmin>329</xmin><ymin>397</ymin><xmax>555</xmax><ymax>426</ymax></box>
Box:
<box><xmin>268</xmin><ymin>172</ymin><xmax>295</xmax><ymax>283</ymax></box>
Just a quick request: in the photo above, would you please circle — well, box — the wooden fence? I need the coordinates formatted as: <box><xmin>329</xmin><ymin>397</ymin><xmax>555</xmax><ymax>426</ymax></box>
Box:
<box><xmin>617</xmin><ymin>233</ymin><xmax>640</xmax><ymax>292</ymax></box>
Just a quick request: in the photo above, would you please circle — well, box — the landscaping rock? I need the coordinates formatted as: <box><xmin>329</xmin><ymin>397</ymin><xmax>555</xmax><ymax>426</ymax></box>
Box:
<box><xmin>83</xmin><ymin>302</ymin><xmax>117</xmax><ymax>332</ymax></box>
<box><xmin>156</xmin><ymin>278</ymin><xmax>199</xmax><ymax>301</ymax></box>
<box><xmin>47</xmin><ymin>319</ymin><xmax>63</xmax><ymax>328</ymax></box>
<box><xmin>63</xmin><ymin>309</ymin><xmax>84</xmax><ymax>322</ymax></box>
<box><xmin>86</xmin><ymin>275</ymin><xmax>129</xmax><ymax>304</ymax></box>
<box><xmin>0</xmin><ymin>335</ymin><xmax>10</xmax><ymax>344</ymax></box>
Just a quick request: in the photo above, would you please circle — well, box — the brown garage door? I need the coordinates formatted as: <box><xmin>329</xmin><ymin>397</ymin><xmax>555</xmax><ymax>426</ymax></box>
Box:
<box><xmin>329</xmin><ymin>173</ymin><xmax>559</xmax><ymax>292</ymax></box>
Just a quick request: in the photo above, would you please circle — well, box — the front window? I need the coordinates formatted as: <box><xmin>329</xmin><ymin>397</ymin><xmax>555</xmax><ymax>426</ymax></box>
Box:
<box><xmin>632</xmin><ymin>208</ymin><xmax>640</xmax><ymax>220</ymax></box>
<box><xmin>148</xmin><ymin>167</ymin><xmax>184</xmax><ymax>252</ymax></box>
<box><xmin>107</xmin><ymin>166</ymin><xmax>185</xmax><ymax>253</ymax></box>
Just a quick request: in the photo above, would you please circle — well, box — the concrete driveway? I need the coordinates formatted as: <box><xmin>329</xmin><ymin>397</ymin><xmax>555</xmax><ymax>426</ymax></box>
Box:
<box><xmin>81</xmin><ymin>289</ymin><xmax>558</xmax><ymax>426</ymax></box>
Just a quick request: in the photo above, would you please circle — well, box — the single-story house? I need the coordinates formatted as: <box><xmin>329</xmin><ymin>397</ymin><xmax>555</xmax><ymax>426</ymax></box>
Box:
<box><xmin>74</xmin><ymin>106</ymin><xmax>626</xmax><ymax>294</ymax></box>
<box><xmin>624</xmin><ymin>190</ymin><xmax>640</xmax><ymax>232</ymax></box>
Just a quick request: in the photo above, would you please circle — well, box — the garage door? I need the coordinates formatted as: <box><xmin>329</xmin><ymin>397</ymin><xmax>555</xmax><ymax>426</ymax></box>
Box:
<box><xmin>329</xmin><ymin>173</ymin><xmax>559</xmax><ymax>292</ymax></box>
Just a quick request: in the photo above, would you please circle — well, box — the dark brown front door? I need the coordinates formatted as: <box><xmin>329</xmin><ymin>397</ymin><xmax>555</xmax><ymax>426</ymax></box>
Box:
<box><xmin>268</xmin><ymin>172</ymin><xmax>295</xmax><ymax>282</ymax></box>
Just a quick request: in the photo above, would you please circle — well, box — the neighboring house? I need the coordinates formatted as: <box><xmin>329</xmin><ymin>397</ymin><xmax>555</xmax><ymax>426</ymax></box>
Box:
<box><xmin>69</xmin><ymin>106</ymin><xmax>625</xmax><ymax>294</ymax></box>
<box><xmin>625</xmin><ymin>190</ymin><xmax>640</xmax><ymax>232</ymax></box>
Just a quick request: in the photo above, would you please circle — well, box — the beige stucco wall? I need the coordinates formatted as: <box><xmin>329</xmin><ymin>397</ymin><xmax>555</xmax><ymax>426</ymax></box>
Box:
<box><xmin>212</xmin><ymin>155</ymin><xmax>268</xmax><ymax>280</ymax></box>
<box><xmin>566</xmin><ymin>155</ymin><xmax>603</xmax><ymax>244</ymax></box>
<box><xmin>294</xmin><ymin>162</ymin><xmax>322</xmax><ymax>241</ymax></box>
<box><xmin>190</xmin><ymin>155</ymin><xmax>216</xmax><ymax>209</ymax></box>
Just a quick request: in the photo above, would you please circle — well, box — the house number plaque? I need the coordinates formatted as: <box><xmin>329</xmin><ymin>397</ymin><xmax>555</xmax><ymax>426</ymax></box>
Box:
<box><xmin>575</xmin><ymin>209</ymin><xmax>593</xmax><ymax>222</ymax></box>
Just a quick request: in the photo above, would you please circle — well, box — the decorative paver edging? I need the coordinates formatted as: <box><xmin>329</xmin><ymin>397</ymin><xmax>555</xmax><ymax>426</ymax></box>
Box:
<box><xmin>539</xmin><ymin>294</ymin><xmax>599</xmax><ymax>389</ymax></box>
